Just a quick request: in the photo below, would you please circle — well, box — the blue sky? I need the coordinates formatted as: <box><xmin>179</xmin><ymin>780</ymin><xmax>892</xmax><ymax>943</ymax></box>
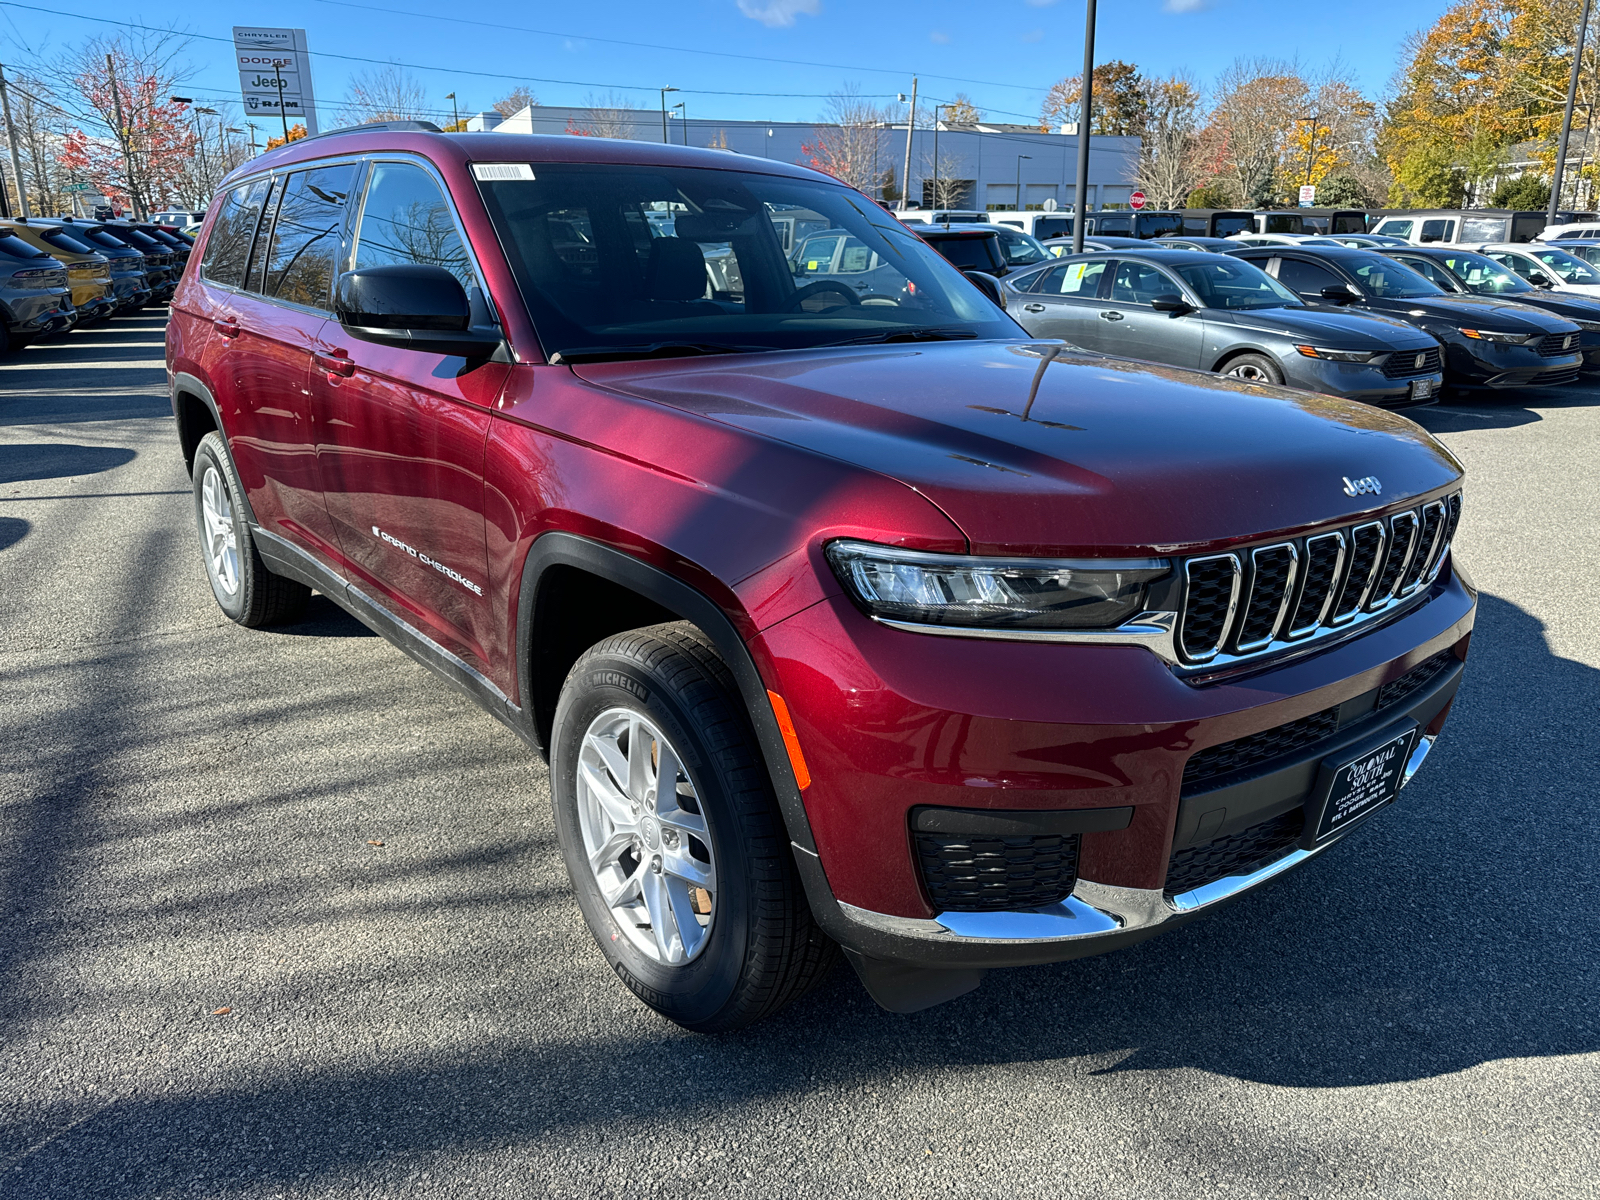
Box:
<box><xmin>0</xmin><ymin>0</ymin><xmax>1452</xmax><ymax>130</ymax></box>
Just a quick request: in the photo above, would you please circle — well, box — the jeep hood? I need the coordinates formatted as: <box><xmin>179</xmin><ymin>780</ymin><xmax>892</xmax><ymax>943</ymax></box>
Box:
<box><xmin>574</xmin><ymin>340</ymin><xmax>1463</xmax><ymax>557</ymax></box>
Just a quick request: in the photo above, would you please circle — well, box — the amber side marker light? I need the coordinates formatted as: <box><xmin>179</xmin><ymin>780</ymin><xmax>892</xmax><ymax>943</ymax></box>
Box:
<box><xmin>766</xmin><ymin>690</ymin><xmax>812</xmax><ymax>790</ymax></box>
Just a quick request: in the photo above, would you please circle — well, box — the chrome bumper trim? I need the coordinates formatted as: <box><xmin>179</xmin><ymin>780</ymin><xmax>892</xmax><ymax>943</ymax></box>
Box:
<box><xmin>1401</xmin><ymin>732</ymin><xmax>1437</xmax><ymax>787</ymax></box>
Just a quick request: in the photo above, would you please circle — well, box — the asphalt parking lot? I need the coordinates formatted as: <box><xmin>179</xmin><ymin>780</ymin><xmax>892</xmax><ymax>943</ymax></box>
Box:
<box><xmin>1</xmin><ymin>314</ymin><xmax>1597</xmax><ymax>1199</ymax></box>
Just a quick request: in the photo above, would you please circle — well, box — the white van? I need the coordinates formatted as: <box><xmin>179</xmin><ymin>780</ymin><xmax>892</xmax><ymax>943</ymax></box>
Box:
<box><xmin>895</xmin><ymin>207</ymin><xmax>988</xmax><ymax>226</ymax></box>
<box><xmin>986</xmin><ymin>210</ymin><xmax>1078</xmax><ymax>242</ymax></box>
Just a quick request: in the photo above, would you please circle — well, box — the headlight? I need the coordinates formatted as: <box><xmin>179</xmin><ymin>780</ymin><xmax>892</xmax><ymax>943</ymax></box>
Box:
<box><xmin>1460</xmin><ymin>328</ymin><xmax>1534</xmax><ymax>344</ymax></box>
<box><xmin>825</xmin><ymin>540</ymin><xmax>1170</xmax><ymax>631</ymax></box>
<box><xmin>1294</xmin><ymin>345</ymin><xmax>1378</xmax><ymax>363</ymax></box>
<box><xmin>1572</xmin><ymin>319</ymin><xmax>1600</xmax><ymax>332</ymax></box>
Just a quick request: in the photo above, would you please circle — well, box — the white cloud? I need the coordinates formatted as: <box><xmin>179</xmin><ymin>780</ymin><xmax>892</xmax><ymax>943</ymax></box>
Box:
<box><xmin>736</xmin><ymin>0</ymin><xmax>820</xmax><ymax>26</ymax></box>
<box><xmin>929</xmin><ymin>30</ymin><xmax>951</xmax><ymax>43</ymax></box>
<box><xmin>1163</xmin><ymin>0</ymin><xmax>1209</xmax><ymax>10</ymax></box>
<box><xmin>1021</xmin><ymin>28</ymin><xmax>1044</xmax><ymax>42</ymax></box>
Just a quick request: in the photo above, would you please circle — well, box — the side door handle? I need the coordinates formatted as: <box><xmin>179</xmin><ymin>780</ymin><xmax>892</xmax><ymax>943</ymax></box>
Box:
<box><xmin>1099</xmin><ymin>310</ymin><xmax>1124</xmax><ymax>321</ymax></box>
<box><xmin>1023</xmin><ymin>303</ymin><xmax>1046</xmax><ymax>313</ymax></box>
<box><xmin>315</xmin><ymin>349</ymin><xmax>356</xmax><ymax>378</ymax></box>
<box><xmin>213</xmin><ymin>317</ymin><xmax>240</xmax><ymax>338</ymax></box>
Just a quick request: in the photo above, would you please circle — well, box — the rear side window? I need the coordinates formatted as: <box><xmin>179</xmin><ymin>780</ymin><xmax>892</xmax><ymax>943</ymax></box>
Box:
<box><xmin>1095</xmin><ymin>215</ymin><xmax>1131</xmax><ymax>235</ymax></box>
<box><xmin>38</xmin><ymin>228</ymin><xmax>98</xmax><ymax>256</ymax></box>
<box><xmin>1035</xmin><ymin>259</ymin><xmax>1106</xmax><ymax>296</ymax></box>
<box><xmin>1395</xmin><ymin>256</ymin><xmax>1454</xmax><ymax>288</ymax></box>
<box><xmin>0</xmin><ymin>233</ymin><xmax>47</xmax><ymax>258</ymax></box>
<box><xmin>352</xmin><ymin>162</ymin><xmax>474</xmax><ymax>287</ymax></box>
<box><xmin>1262</xmin><ymin>214</ymin><xmax>1303</xmax><ymax>234</ymax></box>
<box><xmin>201</xmin><ymin>178</ymin><xmax>270</xmax><ymax>287</ymax></box>
<box><xmin>1373</xmin><ymin>219</ymin><xmax>1413</xmax><ymax>238</ymax></box>
<box><xmin>1274</xmin><ymin>257</ymin><xmax>1343</xmax><ymax>297</ymax></box>
<box><xmin>1419</xmin><ymin>219</ymin><xmax>1455</xmax><ymax>243</ymax></box>
<box><xmin>261</xmin><ymin>164</ymin><xmax>357</xmax><ymax>309</ymax></box>
<box><xmin>1460</xmin><ymin>217</ymin><xmax>1508</xmax><ymax>243</ymax></box>
<box><xmin>929</xmin><ymin>236</ymin><xmax>1001</xmax><ymax>271</ymax></box>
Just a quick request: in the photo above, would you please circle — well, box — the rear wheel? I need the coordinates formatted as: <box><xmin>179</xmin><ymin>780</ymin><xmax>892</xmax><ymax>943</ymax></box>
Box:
<box><xmin>1220</xmin><ymin>352</ymin><xmax>1284</xmax><ymax>385</ymax></box>
<box><xmin>191</xmin><ymin>431</ymin><xmax>310</xmax><ymax>627</ymax></box>
<box><xmin>551</xmin><ymin>623</ymin><xmax>836</xmax><ymax>1032</ymax></box>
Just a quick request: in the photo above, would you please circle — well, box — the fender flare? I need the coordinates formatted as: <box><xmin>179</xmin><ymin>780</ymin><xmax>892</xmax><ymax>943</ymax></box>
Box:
<box><xmin>514</xmin><ymin>531</ymin><xmax>819</xmax><ymax>857</ymax></box>
<box><xmin>170</xmin><ymin>369</ymin><xmax>259</xmax><ymax>526</ymax></box>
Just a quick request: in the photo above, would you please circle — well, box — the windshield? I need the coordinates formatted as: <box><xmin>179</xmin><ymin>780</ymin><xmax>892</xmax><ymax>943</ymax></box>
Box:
<box><xmin>1344</xmin><ymin>254</ymin><xmax>1442</xmax><ymax>298</ymax></box>
<box><xmin>993</xmin><ymin>228</ymin><xmax>1050</xmax><ymax>266</ymax></box>
<box><xmin>1438</xmin><ymin>252</ymin><xmax>1532</xmax><ymax>294</ymax></box>
<box><xmin>928</xmin><ymin>235</ymin><xmax>1003</xmax><ymax>271</ymax></box>
<box><xmin>1176</xmin><ymin>258</ymin><xmax>1303</xmax><ymax>310</ymax></box>
<box><xmin>475</xmin><ymin>163</ymin><xmax>1018</xmax><ymax>358</ymax></box>
<box><xmin>1530</xmin><ymin>246</ymin><xmax>1600</xmax><ymax>283</ymax></box>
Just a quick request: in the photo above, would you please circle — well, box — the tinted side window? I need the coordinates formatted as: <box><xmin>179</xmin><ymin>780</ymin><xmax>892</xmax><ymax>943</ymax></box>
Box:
<box><xmin>1374</xmin><ymin>219</ymin><xmax>1414</xmax><ymax>238</ymax></box>
<box><xmin>1419</xmin><ymin>219</ymin><xmax>1455</xmax><ymax>243</ymax></box>
<box><xmin>38</xmin><ymin>228</ymin><xmax>98</xmax><ymax>256</ymax></box>
<box><xmin>1109</xmin><ymin>260</ymin><xmax>1176</xmax><ymax>304</ymax></box>
<box><xmin>352</xmin><ymin>162</ymin><xmax>473</xmax><ymax>287</ymax></box>
<box><xmin>1395</xmin><ymin>256</ymin><xmax>1453</xmax><ymax>288</ymax></box>
<box><xmin>201</xmin><ymin>178</ymin><xmax>269</xmax><ymax>287</ymax></box>
<box><xmin>261</xmin><ymin>164</ymin><xmax>356</xmax><ymax>308</ymax></box>
<box><xmin>1037</xmin><ymin>259</ymin><xmax>1106</xmax><ymax>296</ymax></box>
<box><xmin>1275</xmin><ymin>258</ymin><xmax>1343</xmax><ymax>298</ymax></box>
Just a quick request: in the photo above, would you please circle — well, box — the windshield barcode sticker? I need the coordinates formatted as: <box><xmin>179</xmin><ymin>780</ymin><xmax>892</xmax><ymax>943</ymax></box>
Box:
<box><xmin>472</xmin><ymin>163</ymin><xmax>536</xmax><ymax>181</ymax></box>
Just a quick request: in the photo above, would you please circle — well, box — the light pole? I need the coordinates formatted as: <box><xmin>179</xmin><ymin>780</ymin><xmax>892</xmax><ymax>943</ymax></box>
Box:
<box><xmin>272</xmin><ymin>58</ymin><xmax>290</xmax><ymax>142</ymax></box>
<box><xmin>446</xmin><ymin>91</ymin><xmax>459</xmax><ymax>130</ymax></box>
<box><xmin>1072</xmin><ymin>0</ymin><xmax>1097</xmax><ymax>253</ymax></box>
<box><xmin>899</xmin><ymin>78</ymin><xmax>917</xmax><ymax>212</ymax></box>
<box><xmin>659</xmin><ymin>86</ymin><xmax>678</xmax><ymax>144</ymax></box>
<box><xmin>1015</xmin><ymin>154</ymin><xmax>1032</xmax><ymax>211</ymax></box>
<box><xmin>1550</xmin><ymin>0</ymin><xmax>1595</xmax><ymax>225</ymax></box>
<box><xmin>226</xmin><ymin>127</ymin><xmax>244</xmax><ymax>172</ymax></box>
<box><xmin>931</xmin><ymin>103</ymin><xmax>947</xmax><ymax>217</ymax></box>
<box><xmin>171</xmin><ymin>96</ymin><xmax>213</xmax><ymax>202</ymax></box>
<box><xmin>671</xmin><ymin>102</ymin><xmax>686</xmax><ymax>145</ymax></box>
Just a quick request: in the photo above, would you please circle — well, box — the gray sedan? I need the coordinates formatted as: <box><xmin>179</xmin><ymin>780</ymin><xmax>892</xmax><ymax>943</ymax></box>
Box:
<box><xmin>1001</xmin><ymin>248</ymin><xmax>1446</xmax><ymax>407</ymax></box>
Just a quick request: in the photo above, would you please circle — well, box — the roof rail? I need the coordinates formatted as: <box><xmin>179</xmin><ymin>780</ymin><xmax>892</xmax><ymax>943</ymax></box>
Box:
<box><xmin>294</xmin><ymin>119</ymin><xmax>443</xmax><ymax>144</ymax></box>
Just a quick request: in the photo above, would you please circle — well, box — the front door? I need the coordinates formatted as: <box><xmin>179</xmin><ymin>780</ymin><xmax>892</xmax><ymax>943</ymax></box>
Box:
<box><xmin>1096</xmin><ymin>259</ymin><xmax>1205</xmax><ymax>368</ymax></box>
<box><xmin>310</xmin><ymin>159</ymin><xmax>508</xmax><ymax>675</ymax></box>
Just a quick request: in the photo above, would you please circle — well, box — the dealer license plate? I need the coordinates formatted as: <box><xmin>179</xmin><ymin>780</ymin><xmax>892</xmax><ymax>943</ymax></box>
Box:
<box><xmin>1411</xmin><ymin>378</ymin><xmax>1433</xmax><ymax>401</ymax></box>
<box><xmin>1309</xmin><ymin>726</ymin><xmax>1417</xmax><ymax>844</ymax></box>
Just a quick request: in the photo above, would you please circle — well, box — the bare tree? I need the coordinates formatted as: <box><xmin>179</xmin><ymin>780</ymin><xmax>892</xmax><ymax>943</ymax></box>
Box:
<box><xmin>1203</xmin><ymin>58</ymin><xmax>1310</xmax><ymax>206</ymax></box>
<box><xmin>342</xmin><ymin>66</ymin><xmax>431</xmax><ymax>124</ymax></box>
<box><xmin>493</xmin><ymin>86</ymin><xmax>537</xmax><ymax>118</ymax></box>
<box><xmin>571</xmin><ymin>91</ymin><xmax>636</xmax><ymax>139</ymax></box>
<box><xmin>917</xmin><ymin>146</ymin><xmax>970</xmax><ymax>208</ymax></box>
<box><xmin>1133</xmin><ymin>73</ymin><xmax>1204</xmax><ymax>209</ymax></box>
<box><xmin>801</xmin><ymin>86</ymin><xmax>888</xmax><ymax>194</ymax></box>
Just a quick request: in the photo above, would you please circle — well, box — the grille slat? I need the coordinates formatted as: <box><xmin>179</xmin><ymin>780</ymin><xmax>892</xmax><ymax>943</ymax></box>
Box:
<box><xmin>1370</xmin><ymin>512</ymin><xmax>1419</xmax><ymax>607</ymax></box>
<box><xmin>1376</xmin><ymin>649</ymin><xmax>1455</xmax><ymax>710</ymax></box>
<box><xmin>1235</xmin><ymin>545</ymin><xmax>1297</xmax><ymax>649</ymax></box>
<box><xmin>1537</xmin><ymin>331</ymin><xmax>1580</xmax><ymax>357</ymax></box>
<box><xmin>917</xmin><ymin>832</ymin><xmax>1080</xmax><ymax>912</ymax></box>
<box><xmin>1165</xmin><ymin>811</ymin><xmax>1304</xmax><ymax>896</ymax></box>
<box><xmin>1402</xmin><ymin>502</ymin><xmax>1447</xmax><ymax>594</ymax></box>
<box><xmin>1182</xmin><ymin>706</ymin><xmax>1339</xmax><ymax>792</ymax></box>
<box><xmin>1179</xmin><ymin>555</ymin><xmax>1241</xmax><ymax>661</ymax></box>
<box><xmin>1287</xmin><ymin>532</ymin><xmax>1344</xmax><ymax>636</ymax></box>
<box><xmin>1333</xmin><ymin>521</ymin><xmax>1385</xmax><ymax>623</ymax></box>
<box><xmin>1381</xmin><ymin>346</ymin><xmax>1443</xmax><ymax>379</ymax></box>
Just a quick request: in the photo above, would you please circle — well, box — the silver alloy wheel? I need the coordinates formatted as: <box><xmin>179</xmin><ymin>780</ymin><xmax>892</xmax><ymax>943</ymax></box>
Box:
<box><xmin>576</xmin><ymin>707</ymin><xmax>717</xmax><ymax>965</ymax></box>
<box><xmin>1225</xmin><ymin>361</ymin><xmax>1272</xmax><ymax>381</ymax></box>
<box><xmin>200</xmin><ymin>464</ymin><xmax>240</xmax><ymax>597</ymax></box>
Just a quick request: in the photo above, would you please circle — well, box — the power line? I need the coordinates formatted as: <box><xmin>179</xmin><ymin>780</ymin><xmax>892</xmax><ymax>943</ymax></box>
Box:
<box><xmin>306</xmin><ymin>0</ymin><xmax>1047</xmax><ymax>95</ymax></box>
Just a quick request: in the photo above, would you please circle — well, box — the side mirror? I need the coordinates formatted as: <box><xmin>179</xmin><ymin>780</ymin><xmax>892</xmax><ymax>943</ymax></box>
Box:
<box><xmin>1150</xmin><ymin>293</ymin><xmax>1191</xmax><ymax>313</ymax></box>
<box><xmin>1528</xmin><ymin>270</ymin><xmax>1554</xmax><ymax>288</ymax></box>
<box><xmin>1320</xmin><ymin>283</ymin><xmax>1360</xmax><ymax>304</ymax></box>
<box><xmin>963</xmin><ymin>269</ymin><xmax>1006</xmax><ymax>309</ymax></box>
<box><xmin>335</xmin><ymin>264</ymin><xmax>501</xmax><ymax>358</ymax></box>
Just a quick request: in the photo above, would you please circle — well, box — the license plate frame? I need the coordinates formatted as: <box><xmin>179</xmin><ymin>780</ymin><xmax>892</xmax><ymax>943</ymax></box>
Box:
<box><xmin>1411</xmin><ymin>377</ymin><xmax>1434</xmax><ymax>402</ymax></box>
<box><xmin>1299</xmin><ymin>722</ymin><xmax>1419</xmax><ymax>849</ymax></box>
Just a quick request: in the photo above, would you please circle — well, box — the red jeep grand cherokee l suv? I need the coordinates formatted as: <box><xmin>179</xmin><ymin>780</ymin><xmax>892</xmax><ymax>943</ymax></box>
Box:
<box><xmin>167</xmin><ymin>123</ymin><xmax>1474</xmax><ymax>1030</ymax></box>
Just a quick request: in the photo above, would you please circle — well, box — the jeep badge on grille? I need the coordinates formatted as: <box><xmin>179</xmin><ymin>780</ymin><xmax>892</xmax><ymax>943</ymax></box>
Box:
<box><xmin>1343</xmin><ymin>475</ymin><xmax>1382</xmax><ymax>497</ymax></box>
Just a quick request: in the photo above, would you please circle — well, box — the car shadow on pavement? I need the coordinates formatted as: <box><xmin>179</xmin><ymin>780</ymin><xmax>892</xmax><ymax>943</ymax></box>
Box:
<box><xmin>0</xmin><ymin>443</ymin><xmax>137</xmax><ymax>485</ymax></box>
<box><xmin>1418</xmin><ymin>382</ymin><xmax>1600</xmax><ymax>433</ymax></box>
<box><xmin>263</xmin><ymin>593</ymin><xmax>377</xmax><ymax>638</ymax></box>
<box><xmin>0</xmin><ymin>516</ymin><xmax>28</xmax><ymax>551</ymax></box>
<box><xmin>0</xmin><ymin>591</ymin><xmax>1593</xmax><ymax>1198</ymax></box>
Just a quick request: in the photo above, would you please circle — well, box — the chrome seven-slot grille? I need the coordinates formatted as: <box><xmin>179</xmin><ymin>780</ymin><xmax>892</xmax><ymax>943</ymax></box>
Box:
<box><xmin>1380</xmin><ymin>346</ymin><xmax>1442</xmax><ymax>379</ymax></box>
<box><xmin>1177</xmin><ymin>492</ymin><xmax>1461</xmax><ymax>665</ymax></box>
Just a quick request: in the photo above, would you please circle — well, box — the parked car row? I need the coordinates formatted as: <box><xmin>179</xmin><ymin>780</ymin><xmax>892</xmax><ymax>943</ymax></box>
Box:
<box><xmin>907</xmin><ymin>220</ymin><xmax>1593</xmax><ymax>405</ymax></box>
<box><xmin>0</xmin><ymin>215</ymin><xmax>194</xmax><ymax>352</ymax></box>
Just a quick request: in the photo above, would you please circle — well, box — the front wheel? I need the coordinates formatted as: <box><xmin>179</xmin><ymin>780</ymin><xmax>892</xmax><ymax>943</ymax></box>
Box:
<box><xmin>550</xmin><ymin>623</ymin><xmax>836</xmax><ymax>1032</ymax></box>
<box><xmin>1220</xmin><ymin>352</ymin><xmax>1284</xmax><ymax>385</ymax></box>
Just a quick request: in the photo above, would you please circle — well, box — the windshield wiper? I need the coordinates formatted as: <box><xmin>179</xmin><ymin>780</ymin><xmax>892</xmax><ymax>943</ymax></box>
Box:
<box><xmin>551</xmin><ymin>341</ymin><xmax>762</xmax><ymax>364</ymax></box>
<box><xmin>818</xmin><ymin>327</ymin><xmax>981</xmax><ymax>348</ymax></box>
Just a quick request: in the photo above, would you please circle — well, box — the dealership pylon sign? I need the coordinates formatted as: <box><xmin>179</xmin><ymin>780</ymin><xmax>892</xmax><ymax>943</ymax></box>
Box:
<box><xmin>232</xmin><ymin>27</ymin><xmax>319</xmax><ymax>135</ymax></box>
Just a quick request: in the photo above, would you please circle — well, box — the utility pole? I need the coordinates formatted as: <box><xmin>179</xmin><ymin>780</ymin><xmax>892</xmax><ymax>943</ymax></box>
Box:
<box><xmin>899</xmin><ymin>78</ymin><xmax>917</xmax><ymax>212</ymax></box>
<box><xmin>446</xmin><ymin>91</ymin><xmax>459</xmax><ymax>130</ymax></box>
<box><xmin>1303</xmin><ymin>113</ymin><xmax>1321</xmax><ymax>188</ymax></box>
<box><xmin>1071</xmin><ymin>0</ymin><xmax>1097</xmax><ymax>253</ymax></box>
<box><xmin>931</xmin><ymin>104</ymin><xmax>946</xmax><ymax>216</ymax></box>
<box><xmin>660</xmin><ymin>86</ymin><xmax>677</xmax><ymax>144</ymax></box>
<box><xmin>106</xmin><ymin>53</ymin><xmax>143</xmax><ymax>219</ymax></box>
<box><xmin>679</xmin><ymin>102</ymin><xmax>688</xmax><ymax>146</ymax></box>
<box><xmin>0</xmin><ymin>63</ymin><xmax>32</xmax><ymax>218</ymax></box>
<box><xmin>1016</xmin><ymin>154</ymin><xmax>1032</xmax><ymax>210</ymax></box>
<box><xmin>273</xmin><ymin>59</ymin><xmax>290</xmax><ymax>142</ymax></box>
<box><xmin>1550</xmin><ymin>0</ymin><xmax>1595</xmax><ymax>226</ymax></box>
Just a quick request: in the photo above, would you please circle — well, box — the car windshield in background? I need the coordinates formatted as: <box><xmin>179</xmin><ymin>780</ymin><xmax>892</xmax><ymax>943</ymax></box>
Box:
<box><xmin>1343</xmin><ymin>254</ymin><xmax>1442</xmax><ymax>298</ymax></box>
<box><xmin>1530</xmin><ymin>247</ymin><xmax>1600</xmax><ymax>283</ymax></box>
<box><xmin>1176</xmin><ymin>259</ymin><xmax>1304</xmax><ymax>310</ymax></box>
<box><xmin>993</xmin><ymin>228</ymin><xmax>1050</xmax><ymax>266</ymax></box>
<box><xmin>929</xmin><ymin>235</ymin><xmax>1002</xmax><ymax>271</ymax></box>
<box><xmin>474</xmin><ymin>163</ymin><xmax>1017</xmax><ymax>359</ymax></box>
<box><xmin>1438</xmin><ymin>252</ymin><xmax>1532</xmax><ymax>294</ymax></box>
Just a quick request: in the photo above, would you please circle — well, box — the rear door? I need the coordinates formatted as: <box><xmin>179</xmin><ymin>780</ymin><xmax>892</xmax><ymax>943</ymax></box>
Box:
<box><xmin>1097</xmin><ymin>259</ymin><xmax>1205</xmax><ymax>367</ymax></box>
<box><xmin>309</xmin><ymin>158</ymin><xmax>509</xmax><ymax>675</ymax></box>
<box><xmin>1011</xmin><ymin>258</ymin><xmax>1109</xmax><ymax>348</ymax></box>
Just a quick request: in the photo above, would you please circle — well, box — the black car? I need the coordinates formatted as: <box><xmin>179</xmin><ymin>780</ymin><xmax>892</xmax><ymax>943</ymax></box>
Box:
<box><xmin>1379</xmin><ymin>245</ymin><xmax>1600</xmax><ymax>375</ymax></box>
<box><xmin>917</xmin><ymin>226</ymin><xmax>1012</xmax><ymax>277</ymax></box>
<box><xmin>95</xmin><ymin>220</ymin><xmax>181</xmax><ymax>301</ymax></box>
<box><xmin>1180</xmin><ymin>208</ymin><xmax>1255</xmax><ymax>237</ymax></box>
<box><xmin>1228</xmin><ymin>244</ymin><xmax>1583</xmax><ymax>389</ymax></box>
<box><xmin>37</xmin><ymin>219</ymin><xmax>152</xmax><ymax>313</ymax></box>
<box><xmin>1088</xmin><ymin>209</ymin><xmax>1183</xmax><ymax>239</ymax></box>
<box><xmin>0</xmin><ymin>229</ymin><xmax>73</xmax><ymax>350</ymax></box>
<box><xmin>1002</xmin><ymin>248</ymin><xmax>1444</xmax><ymax>406</ymax></box>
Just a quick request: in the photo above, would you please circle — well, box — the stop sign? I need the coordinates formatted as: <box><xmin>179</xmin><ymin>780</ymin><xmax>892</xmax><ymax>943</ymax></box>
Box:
<box><xmin>1129</xmin><ymin>191</ymin><xmax>1147</xmax><ymax>210</ymax></box>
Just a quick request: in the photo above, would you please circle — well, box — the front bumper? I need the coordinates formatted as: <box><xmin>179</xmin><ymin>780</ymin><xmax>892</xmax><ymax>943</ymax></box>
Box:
<box><xmin>1446</xmin><ymin>340</ymin><xmax>1583</xmax><ymax>387</ymax></box>
<box><xmin>757</xmin><ymin>555</ymin><xmax>1476</xmax><ymax>1008</ymax></box>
